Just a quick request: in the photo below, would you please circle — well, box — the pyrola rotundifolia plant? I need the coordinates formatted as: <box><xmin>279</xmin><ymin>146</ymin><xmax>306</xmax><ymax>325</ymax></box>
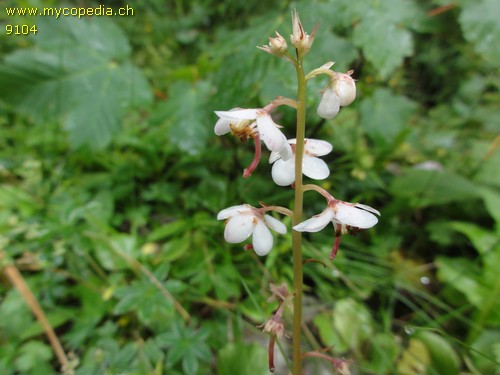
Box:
<box><xmin>215</xmin><ymin>10</ymin><xmax>379</xmax><ymax>374</ymax></box>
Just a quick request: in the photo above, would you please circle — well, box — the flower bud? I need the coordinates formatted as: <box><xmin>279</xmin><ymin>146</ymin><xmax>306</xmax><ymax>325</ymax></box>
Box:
<box><xmin>317</xmin><ymin>86</ymin><xmax>340</xmax><ymax>119</ymax></box>
<box><xmin>333</xmin><ymin>71</ymin><xmax>356</xmax><ymax>106</ymax></box>
<box><xmin>290</xmin><ymin>9</ymin><xmax>318</xmax><ymax>56</ymax></box>
<box><xmin>258</xmin><ymin>32</ymin><xmax>288</xmax><ymax>57</ymax></box>
<box><xmin>269</xmin><ymin>32</ymin><xmax>287</xmax><ymax>54</ymax></box>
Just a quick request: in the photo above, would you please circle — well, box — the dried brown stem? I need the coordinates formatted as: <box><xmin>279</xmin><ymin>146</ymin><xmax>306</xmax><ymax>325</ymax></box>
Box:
<box><xmin>2</xmin><ymin>256</ymin><xmax>69</xmax><ymax>371</ymax></box>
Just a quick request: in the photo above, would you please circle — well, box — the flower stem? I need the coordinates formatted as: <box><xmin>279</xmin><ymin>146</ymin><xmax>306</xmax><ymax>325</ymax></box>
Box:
<box><xmin>292</xmin><ymin>54</ymin><xmax>307</xmax><ymax>375</ymax></box>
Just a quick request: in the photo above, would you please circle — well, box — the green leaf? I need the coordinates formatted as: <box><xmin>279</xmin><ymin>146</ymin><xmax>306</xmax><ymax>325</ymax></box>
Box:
<box><xmin>346</xmin><ymin>0</ymin><xmax>418</xmax><ymax>78</ymax></box>
<box><xmin>390</xmin><ymin>169</ymin><xmax>479</xmax><ymax>207</ymax></box>
<box><xmin>14</xmin><ymin>341</ymin><xmax>53</xmax><ymax>373</ymax></box>
<box><xmin>459</xmin><ymin>0</ymin><xmax>500</xmax><ymax>67</ymax></box>
<box><xmin>397</xmin><ymin>338</ymin><xmax>430</xmax><ymax>375</ymax></box>
<box><xmin>0</xmin><ymin>184</ymin><xmax>41</xmax><ymax>216</ymax></box>
<box><xmin>159</xmin><ymin>323</ymin><xmax>211</xmax><ymax>374</ymax></box>
<box><xmin>435</xmin><ymin>256</ymin><xmax>484</xmax><ymax>307</ymax></box>
<box><xmin>353</xmin><ymin>18</ymin><xmax>413</xmax><ymax>79</ymax></box>
<box><xmin>366</xmin><ymin>333</ymin><xmax>401</xmax><ymax>374</ymax></box>
<box><xmin>413</xmin><ymin>330</ymin><xmax>460</xmax><ymax>375</ymax></box>
<box><xmin>313</xmin><ymin>298</ymin><xmax>373</xmax><ymax>353</ymax></box>
<box><xmin>217</xmin><ymin>343</ymin><xmax>268</xmax><ymax>375</ymax></box>
<box><xmin>0</xmin><ymin>17</ymin><xmax>152</xmax><ymax>149</ymax></box>
<box><xmin>148</xmin><ymin>220</ymin><xmax>189</xmax><ymax>242</ymax></box>
<box><xmin>478</xmin><ymin>186</ymin><xmax>500</xmax><ymax>226</ymax></box>
<box><xmin>20</xmin><ymin>308</ymin><xmax>75</xmax><ymax>341</ymax></box>
<box><xmin>359</xmin><ymin>88</ymin><xmax>417</xmax><ymax>146</ymax></box>
<box><xmin>181</xmin><ymin>349</ymin><xmax>199</xmax><ymax>375</ymax></box>
<box><xmin>449</xmin><ymin>221</ymin><xmax>499</xmax><ymax>255</ymax></box>
<box><xmin>0</xmin><ymin>290</ymin><xmax>34</xmax><ymax>339</ymax></box>
<box><xmin>161</xmin><ymin>80</ymin><xmax>212</xmax><ymax>155</ymax></box>
<box><xmin>470</xmin><ymin>329</ymin><xmax>500</xmax><ymax>374</ymax></box>
<box><xmin>34</xmin><ymin>16</ymin><xmax>130</xmax><ymax>59</ymax></box>
<box><xmin>473</xmin><ymin>141</ymin><xmax>500</xmax><ymax>188</ymax></box>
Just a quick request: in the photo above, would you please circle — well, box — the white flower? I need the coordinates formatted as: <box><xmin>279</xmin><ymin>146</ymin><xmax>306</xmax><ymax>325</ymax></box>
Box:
<box><xmin>333</xmin><ymin>72</ymin><xmax>356</xmax><ymax>106</ymax></box>
<box><xmin>214</xmin><ymin>108</ymin><xmax>292</xmax><ymax>160</ymax></box>
<box><xmin>317</xmin><ymin>86</ymin><xmax>340</xmax><ymax>119</ymax></box>
<box><xmin>294</xmin><ymin>200</ymin><xmax>379</xmax><ymax>258</ymax></box>
<box><xmin>317</xmin><ymin>71</ymin><xmax>356</xmax><ymax>119</ymax></box>
<box><xmin>294</xmin><ymin>201</ymin><xmax>380</xmax><ymax>233</ymax></box>
<box><xmin>269</xmin><ymin>138</ymin><xmax>332</xmax><ymax>186</ymax></box>
<box><xmin>217</xmin><ymin>204</ymin><xmax>287</xmax><ymax>256</ymax></box>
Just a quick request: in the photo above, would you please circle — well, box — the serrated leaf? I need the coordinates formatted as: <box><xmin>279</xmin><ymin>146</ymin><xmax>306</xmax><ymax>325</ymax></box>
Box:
<box><xmin>359</xmin><ymin>88</ymin><xmax>417</xmax><ymax>145</ymax></box>
<box><xmin>15</xmin><ymin>341</ymin><xmax>53</xmax><ymax>373</ymax></box>
<box><xmin>64</xmin><ymin>92</ymin><xmax>121</xmax><ymax>149</ymax></box>
<box><xmin>346</xmin><ymin>0</ymin><xmax>417</xmax><ymax>78</ymax></box>
<box><xmin>35</xmin><ymin>16</ymin><xmax>130</xmax><ymax>59</ymax></box>
<box><xmin>0</xmin><ymin>17</ymin><xmax>152</xmax><ymax>150</ymax></box>
<box><xmin>459</xmin><ymin>0</ymin><xmax>500</xmax><ymax>67</ymax></box>
<box><xmin>160</xmin><ymin>81</ymin><xmax>212</xmax><ymax>155</ymax></box>
<box><xmin>181</xmin><ymin>350</ymin><xmax>199</xmax><ymax>375</ymax></box>
<box><xmin>354</xmin><ymin>19</ymin><xmax>413</xmax><ymax>79</ymax></box>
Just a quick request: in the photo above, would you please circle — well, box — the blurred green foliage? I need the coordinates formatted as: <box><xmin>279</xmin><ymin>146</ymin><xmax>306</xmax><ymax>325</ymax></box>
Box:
<box><xmin>0</xmin><ymin>0</ymin><xmax>499</xmax><ymax>374</ymax></box>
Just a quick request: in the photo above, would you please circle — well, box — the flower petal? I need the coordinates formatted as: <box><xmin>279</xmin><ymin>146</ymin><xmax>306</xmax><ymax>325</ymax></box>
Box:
<box><xmin>302</xmin><ymin>155</ymin><xmax>330</xmax><ymax>180</ymax></box>
<box><xmin>304</xmin><ymin>139</ymin><xmax>333</xmax><ymax>156</ymax></box>
<box><xmin>335</xmin><ymin>203</ymin><xmax>378</xmax><ymax>229</ymax></box>
<box><xmin>252</xmin><ymin>219</ymin><xmax>274</xmax><ymax>256</ymax></box>
<box><xmin>214</xmin><ymin>117</ymin><xmax>231</xmax><ymax>135</ymax></box>
<box><xmin>224</xmin><ymin>214</ymin><xmax>255</xmax><ymax>243</ymax></box>
<box><xmin>354</xmin><ymin>203</ymin><xmax>381</xmax><ymax>216</ymax></box>
<box><xmin>217</xmin><ymin>204</ymin><xmax>253</xmax><ymax>220</ymax></box>
<box><xmin>334</xmin><ymin>73</ymin><xmax>356</xmax><ymax>106</ymax></box>
<box><xmin>264</xmin><ymin>214</ymin><xmax>287</xmax><ymax>234</ymax></box>
<box><xmin>279</xmin><ymin>142</ymin><xmax>293</xmax><ymax>161</ymax></box>
<box><xmin>256</xmin><ymin>114</ymin><xmax>288</xmax><ymax>153</ymax></box>
<box><xmin>271</xmin><ymin>158</ymin><xmax>296</xmax><ymax>186</ymax></box>
<box><xmin>269</xmin><ymin>150</ymin><xmax>282</xmax><ymax>164</ymax></box>
<box><xmin>293</xmin><ymin>208</ymin><xmax>335</xmax><ymax>232</ymax></box>
<box><xmin>215</xmin><ymin>108</ymin><xmax>259</xmax><ymax>121</ymax></box>
<box><xmin>317</xmin><ymin>87</ymin><xmax>340</xmax><ymax>119</ymax></box>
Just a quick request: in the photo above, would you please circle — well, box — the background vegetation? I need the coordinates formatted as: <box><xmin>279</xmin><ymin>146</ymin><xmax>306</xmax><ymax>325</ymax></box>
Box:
<box><xmin>0</xmin><ymin>0</ymin><xmax>499</xmax><ymax>374</ymax></box>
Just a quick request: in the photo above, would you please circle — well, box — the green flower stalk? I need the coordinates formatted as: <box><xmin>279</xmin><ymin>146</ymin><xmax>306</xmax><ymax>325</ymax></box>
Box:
<box><xmin>214</xmin><ymin>9</ymin><xmax>379</xmax><ymax>374</ymax></box>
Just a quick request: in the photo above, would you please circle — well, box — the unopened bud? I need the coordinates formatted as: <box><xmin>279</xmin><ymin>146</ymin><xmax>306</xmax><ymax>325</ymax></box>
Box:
<box><xmin>332</xmin><ymin>71</ymin><xmax>356</xmax><ymax>106</ymax></box>
<box><xmin>290</xmin><ymin>9</ymin><xmax>318</xmax><ymax>56</ymax></box>
<box><xmin>269</xmin><ymin>32</ymin><xmax>287</xmax><ymax>54</ymax></box>
<box><xmin>258</xmin><ymin>32</ymin><xmax>288</xmax><ymax>57</ymax></box>
<box><xmin>317</xmin><ymin>86</ymin><xmax>340</xmax><ymax>119</ymax></box>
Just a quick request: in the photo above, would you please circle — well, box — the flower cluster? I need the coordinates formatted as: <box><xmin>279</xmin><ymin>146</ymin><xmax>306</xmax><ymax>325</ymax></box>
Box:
<box><xmin>213</xmin><ymin>10</ymin><xmax>380</xmax><ymax>374</ymax></box>
<box><xmin>214</xmin><ymin>10</ymin><xmax>379</xmax><ymax>260</ymax></box>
